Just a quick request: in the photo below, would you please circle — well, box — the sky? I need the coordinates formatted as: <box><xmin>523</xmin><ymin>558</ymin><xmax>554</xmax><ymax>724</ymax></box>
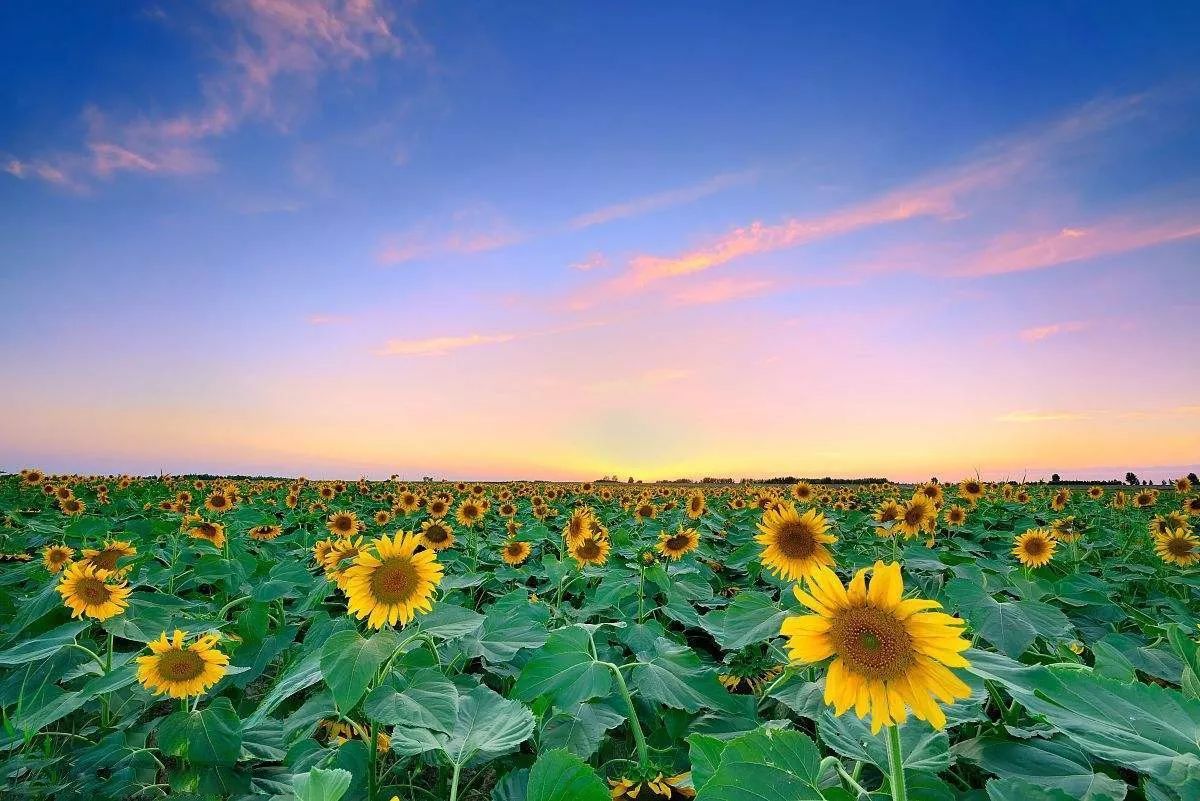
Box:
<box><xmin>2</xmin><ymin>1</ymin><xmax>1199</xmax><ymax>483</ymax></box>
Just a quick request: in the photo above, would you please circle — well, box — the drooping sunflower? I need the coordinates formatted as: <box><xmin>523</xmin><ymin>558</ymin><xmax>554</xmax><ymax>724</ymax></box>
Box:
<box><xmin>1015</xmin><ymin>489</ymin><xmax>1031</xmax><ymax>504</ymax></box>
<box><xmin>1134</xmin><ymin>489</ymin><xmax>1158</xmax><ymax>508</ymax></box>
<box><xmin>57</xmin><ymin>562</ymin><xmax>132</xmax><ymax>620</ymax></box>
<box><xmin>755</xmin><ymin>503</ymin><xmax>836</xmax><ymax>581</ymax></box>
<box><xmin>1050</xmin><ymin>488</ymin><xmax>1071</xmax><ymax>511</ymax></box>
<box><xmin>1175</xmin><ymin>476</ymin><xmax>1193</xmax><ymax>494</ymax></box>
<box><xmin>944</xmin><ymin>504</ymin><xmax>968</xmax><ymax>528</ymax></box>
<box><xmin>1154</xmin><ymin>528</ymin><xmax>1199</xmax><ymax>567</ymax></box>
<box><xmin>501</xmin><ymin>539</ymin><xmax>532</xmax><ymax>566</ymax></box>
<box><xmin>341</xmin><ymin>533</ymin><xmax>443</xmax><ymax>628</ymax></box>
<box><xmin>957</xmin><ymin>479</ymin><xmax>984</xmax><ymax>504</ymax></box>
<box><xmin>80</xmin><ymin>540</ymin><xmax>137</xmax><ymax>572</ymax></box>
<box><xmin>719</xmin><ymin>664</ymin><xmax>783</xmax><ymax>695</ymax></box>
<box><xmin>1149</xmin><ymin>511</ymin><xmax>1191</xmax><ymax>538</ymax></box>
<box><xmin>248</xmin><ymin>524</ymin><xmax>282</xmax><ymax>541</ymax></box>
<box><xmin>136</xmin><ymin>630</ymin><xmax>229</xmax><ymax>698</ymax></box>
<box><xmin>634</xmin><ymin>500</ymin><xmax>657</xmax><ymax>522</ymax></box>
<box><xmin>326</xmin><ymin>511</ymin><xmax>360</xmax><ymax>538</ymax></box>
<box><xmin>564</xmin><ymin>506</ymin><xmax>596</xmax><ymax>547</ymax></box>
<box><xmin>456</xmin><ymin>498</ymin><xmax>484</xmax><ymax>527</ymax></box>
<box><xmin>1050</xmin><ymin>516</ymin><xmax>1084</xmax><ymax>542</ymax></box>
<box><xmin>1013</xmin><ymin>528</ymin><xmax>1056</xmax><ymax>568</ymax></box>
<box><xmin>780</xmin><ymin>561</ymin><xmax>972</xmax><ymax>733</ymax></box>
<box><xmin>569</xmin><ymin>534</ymin><xmax>610</xmax><ymax>567</ymax></box>
<box><xmin>1111</xmin><ymin>491</ymin><xmax>1128</xmax><ymax>509</ymax></box>
<box><xmin>873</xmin><ymin>499</ymin><xmax>903</xmax><ymax>538</ymax></box>
<box><xmin>188</xmin><ymin>520</ymin><xmax>226</xmax><ymax>549</ymax></box>
<box><xmin>59</xmin><ymin>497</ymin><xmax>86</xmax><ymax>516</ymax></box>
<box><xmin>895</xmin><ymin>494</ymin><xmax>937</xmax><ymax>539</ymax></box>
<box><xmin>323</xmin><ymin>537</ymin><xmax>366</xmax><ymax>589</ymax></box>
<box><xmin>609</xmin><ymin>774</ymin><xmax>695</xmax><ymax>800</ymax></box>
<box><xmin>686</xmin><ymin>490</ymin><xmax>707</xmax><ymax>519</ymax></box>
<box><xmin>43</xmin><ymin>544</ymin><xmax>74</xmax><ymax>573</ymax></box>
<box><xmin>1184</xmin><ymin>496</ymin><xmax>1200</xmax><ymax>517</ymax></box>
<box><xmin>657</xmin><ymin>525</ymin><xmax>700</xmax><ymax>560</ymax></box>
<box><xmin>418</xmin><ymin>519</ymin><xmax>455</xmax><ymax>551</ymax></box>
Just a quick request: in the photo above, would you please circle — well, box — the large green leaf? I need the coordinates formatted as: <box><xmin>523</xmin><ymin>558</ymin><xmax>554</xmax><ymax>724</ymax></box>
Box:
<box><xmin>700</xmin><ymin>591</ymin><xmax>789</xmax><ymax>650</ymax></box>
<box><xmin>957</xmin><ymin>735</ymin><xmax>1128</xmax><ymax>800</ymax></box>
<box><xmin>694</xmin><ymin>727</ymin><xmax>825</xmax><ymax>801</ymax></box>
<box><xmin>461</xmin><ymin>590</ymin><xmax>549</xmax><ymax>664</ymax></box>
<box><xmin>629</xmin><ymin>637</ymin><xmax>740</xmax><ymax>713</ymax></box>
<box><xmin>320</xmin><ymin>628</ymin><xmax>401</xmax><ymax>713</ymax></box>
<box><xmin>158</xmin><ymin>697</ymin><xmax>242</xmax><ymax>766</ymax></box>
<box><xmin>363</xmin><ymin>667</ymin><xmax>458</xmax><ymax>732</ymax></box>
<box><xmin>389</xmin><ymin>684</ymin><xmax>534</xmax><ymax>768</ymax></box>
<box><xmin>986</xmin><ymin>779</ymin><xmax>1077</xmax><ymax>801</ymax></box>
<box><xmin>525</xmin><ymin>749</ymin><xmax>608</xmax><ymax>801</ymax></box>
<box><xmin>945</xmin><ymin>579</ymin><xmax>1073</xmax><ymax>658</ymax></box>
<box><xmin>513</xmin><ymin>626</ymin><xmax>611</xmax><ymax>708</ymax></box>
<box><xmin>293</xmin><ymin>768</ymin><xmax>352</xmax><ymax>801</ymax></box>
<box><xmin>818</xmin><ymin>710</ymin><xmax>949</xmax><ymax>774</ymax></box>
<box><xmin>538</xmin><ymin>701</ymin><xmax>624</xmax><ymax>759</ymax></box>
<box><xmin>0</xmin><ymin>620</ymin><xmax>88</xmax><ymax>665</ymax></box>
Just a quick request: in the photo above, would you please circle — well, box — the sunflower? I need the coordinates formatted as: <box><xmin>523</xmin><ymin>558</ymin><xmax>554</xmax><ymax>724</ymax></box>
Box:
<box><xmin>397</xmin><ymin>491</ymin><xmax>421</xmax><ymax>514</ymax></box>
<box><xmin>1154</xmin><ymin>528</ymin><xmax>1199</xmax><ymax>567</ymax></box>
<box><xmin>418</xmin><ymin>519</ymin><xmax>455</xmax><ymax>551</ymax></box>
<box><xmin>501</xmin><ymin>539</ymin><xmax>532</xmax><ymax>566</ymax></box>
<box><xmin>427</xmin><ymin>498</ymin><xmax>450</xmax><ymax>519</ymax></box>
<box><xmin>1175</xmin><ymin>477</ymin><xmax>1193</xmax><ymax>494</ymax></box>
<box><xmin>790</xmin><ymin>481</ymin><xmax>815</xmax><ymax>504</ymax></box>
<box><xmin>341</xmin><ymin>533</ymin><xmax>443</xmax><ymax>628</ymax></box>
<box><xmin>323</xmin><ymin>537</ymin><xmax>367</xmax><ymax>589</ymax></box>
<box><xmin>59</xmin><ymin>497</ymin><xmax>86</xmax><ymax>516</ymax></box>
<box><xmin>1149</xmin><ymin>511</ymin><xmax>1191</xmax><ymax>537</ymax></box>
<box><xmin>686</xmin><ymin>491</ymin><xmax>707</xmax><ymax>519</ymax></box>
<box><xmin>609</xmin><ymin>774</ymin><xmax>695</xmax><ymax>800</ymax></box>
<box><xmin>57</xmin><ymin>563</ymin><xmax>131</xmax><ymax>620</ymax></box>
<box><xmin>755</xmin><ymin>503</ymin><xmax>836</xmax><ymax>581</ymax></box>
<box><xmin>1015</xmin><ymin>489</ymin><xmax>1030</xmax><ymax>504</ymax></box>
<box><xmin>957</xmin><ymin>479</ymin><xmax>984</xmax><ymax>504</ymax></box>
<box><xmin>1087</xmin><ymin>485</ymin><xmax>1105</xmax><ymax>499</ymax></box>
<box><xmin>456</xmin><ymin>498</ymin><xmax>484</xmax><ymax>527</ymax></box>
<box><xmin>1013</xmin><ymin>528</ymin><xmax>1056</xmax><ymax>568</ymax></box>
<box><xmin>204</xmin><ymin>490</ymin><xmax>233</xmax><ymax>513</ymax></box>
<box><xmin>718</xmin><ymin>665</ymin><xmax>783</xmax><ymax>694</ymax></box>
<box><xmin>944</xmin><ymin>504</ymin><xmax>968</xmax><ymax>528</ymax></box>
<box><xmin>657</xmin><ymin>525</ymin><xmax>700</xmax><ymax>560</ymax></box>
<box><xmin>188</xmin><ymin>520</ymin><xmax>226</xmax><ymax>548</ymax></box>
<box><xmin>43</xmin><ymin>544</ymin><xmax>74</xmax><ymax>573</ymax></box>
<box><xmin>780</xmin><ymin>561</ymin><xmax>971</xmax><ymax>733</ymax></box>
<box><xmin>634</xmin><ymin>501</ymin><xmax>657</xmax><ymax>522</ymax></box>
<box><xmin>1050</xmin><ymin>516</ymin><xmax>1084</xmax><ymax>542</ymax></box>
<box><xmin>895</xmin><ymin>494</ymin><xmax>937</xmax><ymax>539</ymax></box>
<box><xmin>498</xmin><ymin>501</ymin><xmax>517</xmax><ymax>518</ymax></box>
<box><xmin>1184</xmin><ymin>496</ymin><xmax>1200</xmax><ymax>517</ymax></box>
<box><xmin>873</xmin><ymin>499</ymin><xmax>903</xmax><ymax>537</ymax></box>
<box><xmin>327</xmin><ymin>511</ymin><xmax>360</xmax><ymax>538</ymax></box>
<box><xmin>21</xmin><ymin>468</ymin><xmax>45</xmax><ymax>486</ymax></box>
<box><xmin>136</xmin><ymin>630</ymin><xmax>229</xmax><ymax>698</ymax></box>
<box><xmin>373</xmin><ymin>510</ymin><xmax>392</xmax><ymax>526</ymax></box>
<box><xmin>248</xmin><ymin>524</ymin><xmax>282</xmax><ymax>541</ymax></box>
<box><xmin>569</xmin><ymin>534</ymin><xmax>610</xmax><ymax>567</ymax></box>
<box><xmin>1050</xmin><ymin>488</ymin><xmax>1070</xmax><ymax>511</ymax></box>
<box><xmin>917</xmin><ymin>482</ymin><xmax>944</xmax><ymax>506</ymax></box>
<box><xmin>564</xmin><ymin>507</ymin><xmax>596</xmax><ymax>546</ymax></box>
<box><xmin>80</xmin><ymin>540</ymin><xmax>137</xmax><ymax>572</ymax></box>
<box><xmin>1134</xmin><ymin>489</ymin><xmax>1158</xmax><ymax>508</ymax></box>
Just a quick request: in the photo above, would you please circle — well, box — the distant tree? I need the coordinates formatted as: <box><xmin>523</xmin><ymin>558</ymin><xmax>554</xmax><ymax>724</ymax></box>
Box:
<box><xmin>1189</xmin><ymin>472</ymin><xmax>1199</xmax><ymax>486</ymax></box>
<box><xmin>627</xmin><ymin>476</ymin><xmax>634</xmax><ymax>483</ymax></box>
<box><xmin>1126</xmin><ymin>472</ymin><xmax>1139</xmax><ymax>486</ymax></box>
<box><xmin>1051</xmin><ymin>473</ymin><xmax>1061</xmax><ymax>483</ymax></box>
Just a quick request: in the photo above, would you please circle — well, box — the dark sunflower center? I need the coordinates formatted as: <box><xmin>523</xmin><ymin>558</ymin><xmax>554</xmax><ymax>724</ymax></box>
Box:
<box><xmin>91</xmin><ymin>549</ymin><xmax>121</xmax><ymax>570</ymax></box>
<box><xmin>965</xmin><ymin>482</ymin><xmax>981</xmax><ymax>494</ymax></box>
<box><xmin>829</xmin><ymin>605</ymin><xmax>914</xmax><ymax>680</ymax></box>
<box><xmin>369</xmin><ymin>557</ymin><xmax>419</xmax><ymax>604</ymax></box>
<box><xmin>334</xmin><ymin>516</ymin><xmax>353</xmax><ymax>532</ymax></box>
<box><xmin>576</xmin><ymin>540</ymin><xmax>601</xmax><ymax>560</ymax></box>
<box><xmin>1168</xmin><ymin>538</ymin><xmax>1195</xmax><ymax>556</ymax></box>
<box><xmin>75</xmin><ymin>576</ymin><xmax>112</xmax><ymax>604</ymax></box>
<box><xmin>199</xmin><ymin>523</ymin><xmax>217</xmax><ymax>537</ymax></box>
<box><xmin>879</xmin><ymin>507</ymin><xmax>899</xmax><ymax>523</ymax></box>
<box><xmin>776</xmin><ymin>520</ymin><xmax>817</xmax><ymax>558</ymax></box>
<box><xmin>638</xmin><ymin>505</ymin><xmax>652</xmax><ymax>516</ymax></box>
<box><xmin>903</xmin><ymin>507</ymin><xmax>923</xmax><ymax>526</ymax></box>
<box><xmin>424</xmin><ymin>525</ymin><xmax>449</xmax><ymax>543</ymax></box>
<box><xmin>210</xmin><ymin>495</ymin><xmax>227</xmax><ymax>507</ymax></box>
<box><xmin>506</xmin><ymin>543</ymin><xmax>525</xmax><ymax>557</ymax></box>
<box><xmin>50</xmin><ymin>550</ymin><xmax>69</xmax><ymax>563</ymax></box>
<box><xmin>463</xmin><ymin>505</ymin><xmax>479</xmax><ymax>519</ymax></box>
<box><xmin>665</xmin><ymin>534</ymin><xmax>691</xmax><ymax>551</ymax></box>
<box><xmin>1024</xmin><ymin>538</ymin><xmax>1048</xmax><ymax>556</ymax></box>
<box><xmin>156</xmin><ymin>648</ymin><xmax>205</xmax><ymax>681</ymax></box>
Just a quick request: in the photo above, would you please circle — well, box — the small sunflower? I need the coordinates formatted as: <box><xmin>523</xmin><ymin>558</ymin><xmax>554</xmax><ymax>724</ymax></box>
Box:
<box><xmin>1087</xmin><ymin>485</ymin><xmax>1105</xmax><ymax>499</ymax></box>
<box><xmin>248</xmin><ymin>524</ymin><xmax>282</xmax><ymax>541</ymax></box>
<box><xmin>1149</xmin><ymin>511</ymin><xmax>1191</xmax><ymax>538</ymax></box>
<box><xmin>1111</xmin><ymin>491</ymin><xmax>1127</xmax><ymax>509</ymax></box>
<box><xmin>373</xmin><ymin>510</ymin><xmax>392</xmax><ymax>526</ymax></box>
<box><xmin>957</xmin><ymin>479</ymin><xmax>984</xmax><ymax>504</ymax></box>
<box><xmin>397</xmin><ymin>491</ymin><xmax>421</xmax><ymax>514</ymax></box>
<box><xmin>657</xmin><ymin>525</ymin><xmax>700</xmax><ymax>560</ymax></box>
<box><xmin>427</xmin><ymin>498</ymin><xmax>449</xmax><ymax>519</ymax></box>
<box><xmin>43</xmin><ymin>544</ymin><xmax>75</xmax><ymax>573</ymax></box>
<box><xmin>780</xmin><ymin>561</ymin><xmax>971</xmax><ymax>733</ymax></box>
<box><xmin>1175</xmin><ymin>476</ymin><xmax>1193</xmax><ymax>494</ymax></box>
<box><xmin>917</xmin><ymin>482</ymin><xmax>944</xmax><ymax>505</ymax></box>
<box><xmin>1154</xmin><ymin>528</ymin><xmax>1199</xmax><ymax>567</ymax></box>
<box><xmin>341</xmin><ymin>533</ymin><xmax>443</xmax><ymax>628</ymax></box>
<box><xmin>327</xmin><ymin>511</ymin><xmax>360</xmax><ymax>538</ymax></box>
<box><xmin>944</xmin><ymin>504</ymin><xmax>968</xmax><ymax>529</ymax></box>
<box><xmin>873</xmin><ymin>499</ymin><xmax>903</xmax><ymax>537</ymax></box>
<box><xmin>755</xmin><ymin>503</ymin><xmax>836</xmax><ymax>581</ymax></box>
<box><xmin>686</xmin><ymin>491</ymin><xmax>707</xmax><ymax>519</ymax></box>
<box><xmin>895</xmin><ymin>494</ymin><xmax>937</xmax><ymax>539</ymax></box>
<box><xmin>1050</xmin><ymin>488</ymin><xmax>1071</xmax><ymax>511</ymax></box>
<box><xmin>59</xmin><ymin>497</ymin><xmax>86</xmax><ymax>516</ymax></box>
<box><xmin>1013</xmin><ymin>528</ymin><xmax>1056</xmax><ymax>568</ymax></box>
<box><xmin>204</xmin><ymin>490</ymin><xmax>233</xmax><ymax>513</ymax></box>
<box><xmin>1050</xmin><ymin>516</ymin><xmax>1084</xmax><ymax>542</ymax></box>
<box><xmin>80</xmin><ymin>540</ymin><xmax>137</xmax><ymax>572</ymax></box>
<box><xmin>564</xmin><ymin>507</ymin><xmax>596</xmax><ymax>546</ymax></box>
<box><xmin>418</xmin><ymin>519</ymin><xmax>455</xmax><ymax>551</ymax></box>
<box><xmin>57</xmin><ymin>562</ymin><xmax>131</xmax><ymax>620</ymax></box>
<box><xmin>188</xmin><ymin>520</ymin><xmax>226</xmax><ymax>549</ymax></box>
<box><xmin>1184</xmin><ymin>496</ymin><xmax>1200</xmax><ymax>517</ymax></box>
<box><xmin>501</xmin><ymin>539</ymin><xmax>532</xmax><ymax>566</ymax></box>
<box><xmin>569</xmin><ymin>534</ymin><xmax>610</xmax><ymax>567</ymax></box>
<box><xmin>136</xmin><ymin>630</ymin><xmax>229</xmax><ymax>698</ymax></box>
<box><xmin>456</xmin><ymin>498</ymin><xmax>484</xmax><ymax>527</ymax></box>
<box><xmin>1134</xmin><ymin>489</ymin><xmax>1158</xmax><ymax>508</ymax></box>
<box><xmin>791</xmin><ymin>481</ymin><xmax>815</xmax><ymax>503</ymax></box>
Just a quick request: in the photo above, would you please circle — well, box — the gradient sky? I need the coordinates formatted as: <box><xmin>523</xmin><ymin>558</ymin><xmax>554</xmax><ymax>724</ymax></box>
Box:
<box><xmin>2</xmin><ymin>2</ymin><xmax>1199</xmax><ymax>482</ymax></box>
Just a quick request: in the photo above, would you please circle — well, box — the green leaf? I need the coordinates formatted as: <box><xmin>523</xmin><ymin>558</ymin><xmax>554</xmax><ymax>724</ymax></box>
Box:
<box><xmin>818</xmin><ymin>710</ymin><xmax>949</xmax><ymax>774</ymax></box>
<box><xmin>462</xmin><ymin>590</ymin><xmax>549</xmax><ymax>664</ymax></box>
<box><xmin>629</xmin><ymin>637</ymin><xmax>740</xmax><ymax>713</ymax></box>
<box><xmin>158</xmin><ymin>697</ymin><xmax>242</xmax><ymax>766</ymax></box>
<box><xmin>513</xmin><ymin>626</ymin><xmax>611</xmax><ymax>708</ymax></box>
<box><xmin>986</xmin><ymin>778</ymin><xmax>1078</xmax><ymax>801</ymax></box>
<box><xmin>539</xmin><ymin>701</ymin><xmax>624</xmax><ymax>759</ymax></box>
<box><xmin>443</xmin><ymin>684</ymin><xmax>535</xmax><ymax>766</ymax></box>
<box><xmin>687</xmin><ymin>733</ymin><xmax>727</xmax><ymax>791</ymax></box>
<box><xmin>957</xmin><ymin>735</ymin><xmax>1129</xmax><ymax>800</ymax></box>
<box><xmin>420</xmin><ymin>602</ymin><xmax>486</xmax><ymax>639</ymax></box>
<box><xmin>0</xmin><ymin>620</ymin><xmax>88</xmax><ymax>665</ymax></box>
<box><xmin>945</xmin><ymin>579</ymin><xmax>1072</xmax><ymax>658</ymax></box>
<box><xmin>244</xmin><ymin>650</ymin><xmax>323</xmax><ymax>727</ymax></box>
<box><xmin>525</xmin><ymin>749</ymin><xmax>608</xmax><ymax>801</ymax></box>
<box><xmin>694</xmin><ymin>727</ymin><xmax>824</xmax><ymax>801</ymax></box>
<box><xmin>700</xmin><ymin>591</ymin><xmax>789</xmax><ymax>650</ymax></box>
<box><xmin>363</xmin><ymin>667</ymin><xmax>458</xmax><ymax>732</ymax></box>
<box><xmin>293</xmin><ymin>767</ymin><xmax>353</xmax><ymax>801</ymax></box>
<box><xmin>320</xmin><ymin>628</ymin><xmax>401</xmax><ymax>713</ymax></box>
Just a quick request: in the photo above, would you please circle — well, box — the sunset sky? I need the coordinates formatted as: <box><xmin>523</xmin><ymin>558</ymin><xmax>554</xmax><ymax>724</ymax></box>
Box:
<box><xmin>2</xmin><ymin>2</ymin><xmax>1199</xmax><ymax>482</ymax></box>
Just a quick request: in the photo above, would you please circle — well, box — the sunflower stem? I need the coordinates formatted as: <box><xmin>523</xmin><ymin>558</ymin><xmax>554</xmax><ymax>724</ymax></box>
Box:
<box><xmin>447</xmin><ymin>760</ymin><xmax>463</xmax><ymax>801</ymax></box>
<box><xmin>885</xmin><ymin>724</ymin><xmax>907</xmax><ymax>801</ymax></box>
<box><xmin>604</xmin><ymin>661</ymin><xmax>650</xmax><ymax>771</ymax></box>
<box><xmin>367</xmin><ymin>719</ymin><xmax>379</xmax><ymax>801</ymax></box>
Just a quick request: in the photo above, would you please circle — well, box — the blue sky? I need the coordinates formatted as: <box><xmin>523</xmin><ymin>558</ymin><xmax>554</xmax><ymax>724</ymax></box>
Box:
<box><xmin>1</xmin><ymin>2</ymin><xmax>1199</xmax><ymax>481</ymax></box>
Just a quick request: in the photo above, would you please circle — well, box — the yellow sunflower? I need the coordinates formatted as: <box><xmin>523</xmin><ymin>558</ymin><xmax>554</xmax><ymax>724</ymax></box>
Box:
<box><xmin>501</xmin><ymin>539</ymin><xmax>532</xmax><ymax>566</ymax></box>
<box><xmin>1175</xmin><ymin>476</ymin><xmax>1193</xmax><ymax>494</ymax></box>
<box><xmin>943</xmin><ymin>504</ymin><xmax>967</xmax><ymax>528</ymax></box>
<box><xmin>1013</xmin><ymin>528</ymin><xmax>1056</xmax><ymax>568</ymax></box>
<box><xmin>1154</xmin><ymin>528</ymin><xmax>1199</xmax><ymax>567</ymax></box>
<box><xmin>873</xmin><ymin>499</ymin><xmax>903</xmax><ymax>538</ymax></box>
<box><xmin>59</xmin><ymin>497</ymin><xmax>86</xmax><ymax>516</ymax></box>
<box><xmin>609</xmin><ymin>773</ymin><xmax>695</xmax><ymax>800</ymax></box>
<box><xmin>136</xmin><ymin>630</ymin><xmax>229</xmax><ymax>698</ymax></box>
<box><xmin>248</xmin><ymin>524</ymin><xmax>282</xmax><ymax>541</ymax></box>
<box><xmin>957</xmin><ymin>478</ymin><xmax>984</xmax><ymax>504</ymax></box>
<box><xmin>80</xmin><ymin>540</ymin><xmax>137</xmax><ymax>572</ymax></box>
<box><xmin>917</xmin><ymin>482</ymin><xmax>944</xmax><ymax>506</ymax></box>
<box><xmin>204</xmin><ymin>490</ymin><xmax>233</xmax><ymax>513</ymax></box>
<box><xmin>427</xmin><ymin>498</ymin><xmax>450</xmax><ymax>519</ymax></box>
<box><xmin>1184</xmin><ymin>496</ymin><xmax>1200</xmax><ymax>517</ymax></box>
<box><xmin>341</xmin><ymin>533</ymin><xmax>443</xmax><ymax>628</ymax></box>
<box><xmin>791</xmin><ymin>481</ymin><xmax>815</xmax><ymax>504</ymax></box>
<box><xmin>1050</xmin><ymin>488</ymin><xmax>1071</xmax><ymax>511</ymax></box>
<box><xmin>895</xmin><ymin>495</ymin><xmax>937</xmax><ymax>539</ymax></box>
<box><xmin>43</xmin><ymin>544</ymin><xmax>74</xmax><ymax>573</ymax></box>
<box><xmin>563</xmin><ymin>506</ymin><xmax>596</xmax><ymax>547</ymax></box>
<box><xmin>657</xmin><ymin>525</ymin><xmax>700</xmax><ymax>560</ymax></box>
<box><xmin>1149</xmin><ymin>512</ymin><xmax>1191</xmax><ymax>538</ymax></box>
<box><xmin>418</xmin><ymin>519</ymin><xmax>455</xmax><ymax>551</ymax></box>
<box><xmin>57</xmin><ymin>562</ymin><xmax>132</xmax><ymax>620</ymax></box>
<box><xmin>1087</xmin><ymin>485</ymin><xmax>1104</xmax><ymax>499</ymax></box>
<box><xmin>569</xmin><ymin>534</ymin><xmax>610</xmax><ymax>567</ymax></box>
<box><xmin>326</xmin><ymin>511</ymin><xmax>360</xmax><ymax>538</ymax></box>
<box><xmin>755</xmin><ymin>503</ymin><xmax>836</xmax><ymax>581</ymax></box>
<box><xmin>780</xmin><ymin>561</ymin><xmax>971</xmax><ymax>733</ymax></box>
<box><xmin>188</xmin><ymin>520</ymin><xmax>226</xmax><ymax>549</ymax></box>
<box><xmin>455</xmin><ymin>498</ymin><xmax>484</xmax><ymax>527</ymax></box>
<box><xmin>1111</xmin><ymin>491</ymin><xmax>1127</xmax><ymax>509</ymax></box>
<box><xmin>686</xmin><ymin>491</ymin><xmax>707</xmax><ymax>519</ymax></box>
<box><xmin>397</xmin><ymin>491</ymin><xmax>421</xmax><ymax>514</ymax></box>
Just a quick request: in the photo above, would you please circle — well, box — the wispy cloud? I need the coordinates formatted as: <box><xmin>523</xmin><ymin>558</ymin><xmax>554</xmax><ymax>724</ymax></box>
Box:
<box><xmin>306</xmin><ymin>313</ymin><xmax>351</xmax><ymax>326</ymax></box>
<box><xmin>376</xmin><ymin>332</ymin><xmax>517</xmax><ymax>357</ymax></box>
<box><xmin>1018</xmin><ymin>320</ymin><xmax>1089</xmax><ymax>343</ymax></box>
<box><xmin>568</xmin><ymin>169</ymin><xmax>759</xmax><ymax>230</ymax></box>
<box><xmin>570</xmin><ymin>252</ymin><xmax>608</xmax><ymax>271</ymax></box>
<box><xmin>669</xmin><ymin>277</ymin><xmax>775</xmax><ymax>306</ymax></box>
<box><xmin>376</xmin><ymin>205</ymin><xmax>524</xmax><ymax>265</ymax></box>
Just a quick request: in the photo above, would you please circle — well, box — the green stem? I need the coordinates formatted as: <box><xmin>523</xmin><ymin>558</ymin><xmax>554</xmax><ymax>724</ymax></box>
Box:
<box><xmin>447</xmin><ymin>760</ymin><xmax>463</xmax><ymax>801</ymax></box>
<box><xmin>603</xmin><ymin>661</ymin><xmax>650</xmax><ymax>770</ymax></box>
<box><xmin>885</xmin><ymin>724</ymin><xmax>907</xmax><ymax>801</ymax></box>
<box><xmin>367</xmin><ymin>719</ymin><xmax>379</xmax><ymax>801</ymax></box>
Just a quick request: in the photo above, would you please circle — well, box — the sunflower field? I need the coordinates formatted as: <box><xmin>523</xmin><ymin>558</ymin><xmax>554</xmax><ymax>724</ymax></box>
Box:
<box><xmin>2</xmin><ymin>471</ymin><xmax>1199</xmax><ymax>801</ymax></box>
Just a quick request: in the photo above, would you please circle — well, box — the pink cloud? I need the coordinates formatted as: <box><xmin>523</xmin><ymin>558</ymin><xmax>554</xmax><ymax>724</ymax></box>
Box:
<box><xmin>306</xmin><ymin>313</ymin><xmax>350</xmax><ymax>325</ymax></box>
<box><xmin>669</xmin><ymin>277</ymin><xmax>775</xmax><ymax>306</ymax></box>
<box><xmin>376</xmin><ymin>332</ymin><xmax>517</xmax><ymax>357</ymax></box>
<box><xmin>1018</xmin><ymin>320</ymin><xmax>1089</xmax><ymax>343</ymax></box>
<box><xmin>570</xmin><ymin>253</ymin><xmax>608</xmax><ymax>271</ymax></box>
<box><xmin>569</xmin><ymin>169</ymin><xmax>759</xmax><ymax>230</ymax></box>
<box><xmin>376</xmin><ymin>206</ymin><xmax>523</xmax><ymax>265</ymax></box>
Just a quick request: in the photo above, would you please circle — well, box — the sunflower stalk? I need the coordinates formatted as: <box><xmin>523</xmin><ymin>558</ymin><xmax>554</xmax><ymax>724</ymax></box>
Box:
<box><xmin>885</xmin><ymin>724</ymin><xmax>907</xmax><ymax>801</ymax></box>
<box><xmin>603</xmin><ymin>660</ymin><xmax>651</xmax><ymax>771</ymax></box>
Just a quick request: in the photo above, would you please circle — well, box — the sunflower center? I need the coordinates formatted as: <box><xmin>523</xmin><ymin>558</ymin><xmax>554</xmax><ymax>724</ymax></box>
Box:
<box><xmin>463</xmin><ymin>505</ymin><xmax>479</xmax><ymax>519</ymax></box>
<box><xmin>576</xmin><ymin>539</ymin><xmax>601</xmax><ymax>560</ymax></box>
<box><xmin>776</xmin><ymin>520</ymin><xmax>817</xmax><ymax>558</ymax></box>
<box><xmin>1168</xmin><ymin>537</ymin><xmax>1195</xmax><ymax>557</ymax></box>
<box><xmin>334</xmin><ymin>516</ymin><xmax>353</xmax><ymax>532</ymax></box>
<box><xmin>91</xmin><ymin>549</ymin><xmax>121</xmax><ymax>570</ymax></box>
<box><xmin>903</xmin><ymin>506</ymin><xmax>924</xmax><ymax>525</ymax></box>
<box><xmin>829</xmin><ymin>605</ymin><xmax>914</xmax><ymax>680</ymax></box>
<box><xmin>75</xmin><ymin>576</ymin><xmax>113</xmax><ymax>605</ymax></box>
<box><xmin>879</xmin><ymin>507</ymin><xmax>898</xmax><ymax>523</ymax></box>
<box><xmin>965</xmin><ymin>482</ymin><xmax>981</xmax><ymax>494</ymax></box>
<box><xmin>424</xmin><ymin>525</ymin><xmax>449</xmax><ymax>543</ymax></box>
<box><xmin>156</xmin><ymin>647</ymin><xmax>205</xmax><ymax>681</ymax></box>
<box><xmin>665</xmin><ymin>534</ymin><xmax>692</xmax><ymax>551</ymax></box>
<box><xmin>1024</xmin><ymin>537</ymin><xmax>1048</xmax><ymax>556</ymax></box>
<box><xmin>369</xmin><ymin>557</ymin><xmax>420</xmax><ymax>604</ymax></box>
